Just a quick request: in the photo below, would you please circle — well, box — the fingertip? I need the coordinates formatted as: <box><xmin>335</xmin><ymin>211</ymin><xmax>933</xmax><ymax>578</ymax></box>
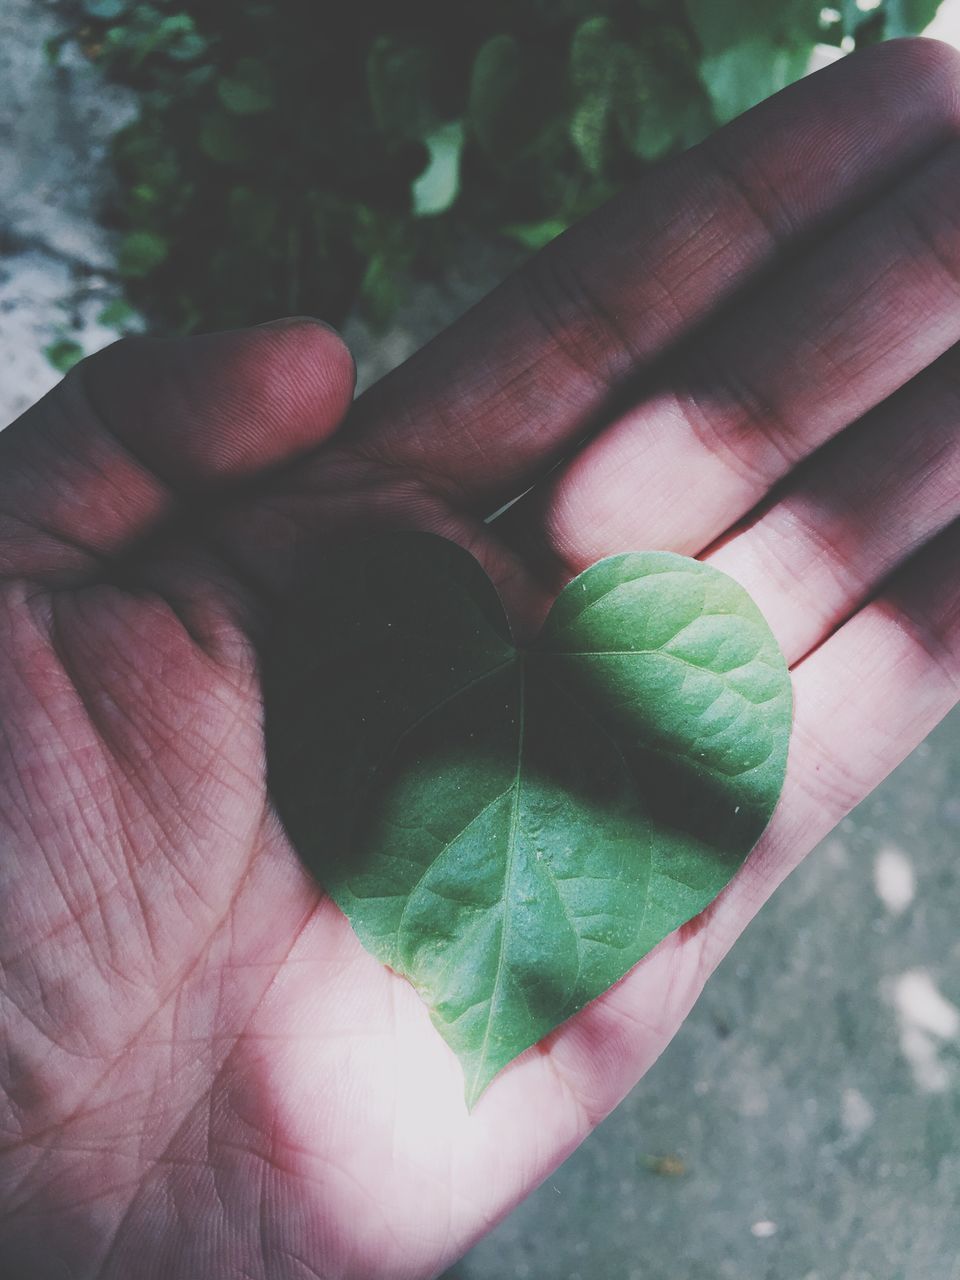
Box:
<box><xmin>813</xmin><ymin>36</ymin><xmax>960</xmax><ymax>136</ymax></box>
<box><xmin>255</xmin><ymin>315</ymin><xmax>356</xmax><ymax>386</ymax></box>
<box><xmin>250</xmin><ymin>314</ymin><xmax>357</xmax><ymax>431</ymax></box>
<box><xmin>872</xmin><ymin>35</ymin><xmax>960</xmax><ymax>98</ymax></box>
<box><xmin>83</xmin><ymin>320</ymin><xmax>357</xmax><ymax>484</ymax></box>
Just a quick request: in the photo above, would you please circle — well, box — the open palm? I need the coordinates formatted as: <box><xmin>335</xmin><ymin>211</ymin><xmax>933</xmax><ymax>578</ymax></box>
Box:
<box><xmin>3</xmin><ymin>40</ymin><xmax>960</xmax><ymax>1280</ymax></box>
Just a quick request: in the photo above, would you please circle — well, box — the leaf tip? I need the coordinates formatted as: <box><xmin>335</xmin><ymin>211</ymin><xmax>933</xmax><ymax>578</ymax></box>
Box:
<box><xmin>463</xmin><ymin>1060</ymin><xmax>497</xmax><ymax>1112</ymax></box>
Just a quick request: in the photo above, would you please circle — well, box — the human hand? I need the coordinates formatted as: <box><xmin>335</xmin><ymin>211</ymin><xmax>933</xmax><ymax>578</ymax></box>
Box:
<box><xmin>2</xmin><ymin>37</ymin><xmax>959</xmax><ymax>1280</ymax></box>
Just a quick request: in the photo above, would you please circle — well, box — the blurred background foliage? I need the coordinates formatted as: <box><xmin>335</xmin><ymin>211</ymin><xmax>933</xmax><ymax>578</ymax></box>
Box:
<box><xmin>53</xmin><ymin>0</ymin><xmax>943</xmax><ymax>336</ymax></box>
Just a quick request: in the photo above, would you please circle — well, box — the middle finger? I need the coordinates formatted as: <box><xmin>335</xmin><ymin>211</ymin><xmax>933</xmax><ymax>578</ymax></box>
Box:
<box><xmin>503</xmin><ymin>139</ymin><xmax>960</xmax><ymax>576</ymax></box>
<box><xmin>707</xmin><ymin>344</ymin><xmax>960</xmax><ymax>665</ymax></box>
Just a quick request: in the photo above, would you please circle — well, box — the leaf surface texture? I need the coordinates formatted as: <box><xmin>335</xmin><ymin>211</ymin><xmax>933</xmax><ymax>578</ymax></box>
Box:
<box><xmin>265</xmin><ymin>537</ymin><xmax>792</xmax><ymax>1105</ymax></box>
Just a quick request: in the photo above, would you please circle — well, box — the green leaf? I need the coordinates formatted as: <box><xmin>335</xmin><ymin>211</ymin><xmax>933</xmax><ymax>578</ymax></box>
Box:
<box><xmin>96</xmin><ymin>298</ymin><xmax>138</xmax><ymax>328</ymax></box>
<box><xmin>43</xmin><ymin>35</ymin><xmax>66</xmax><ymax>66</ymax></box>
<box><xmin>411</xmin><ymin>122</ymin><xmax>463</xmax><ymax>217</ymax></box>
<box><xmin>128</xmin><ymin>181</ymin><xmax>161</xmax><ymax>214</ymax></box>
<box><xmin>357</xmin><ymin>251</ymin><xmax>403</xmax><ymax>329</ymax></box>
<box><xmin>568</xmin><ymin>15</ymin><xmax>621</xmax><ymax>172</ymax></box>
<box><xmin>570</xmin><ymin>94</ymin><xmax>610</xmax><ymax>175</ymax></box>
<box><xmin>685</xmin><ymin>0</ymin><xmax>753</xmax><ymax>53</ymax></box>
<box><xmin>227</xmin><ymin>186</ymin><xmax>278</xmax><ymax>242</ymax></box>
<box><xmin>570</xmin><ymin>15</ymin><xmax>617</xmax><ymax>93</ymax></box>
<box><xmin>468</xmin><ymin>34</ymin><xmax>521</xmax><ymax>159</ymax></box>
<box><xmin>687</xmin><ymin>0</ymin><xmax>815</xmax><ymax>119</ymax></box>
<box><xmin>198</xmin><ymin>111</ymin><xmax>251</xmax><ymax>166</ymax></box>
<box><xmin>166</xmin><ymin>25</ymin><xmax>210</xmax><ymax>63</ymax></box>
<box><xmin>883</xmin><ymin>0</ymin><xmax>944</xmax><ymax>36</ymax></box>
<box><xmin>615</xmin><ymin>44</ymin><xmax>695</xmax><ymax>162</ymax></box>
<box><xmin>217</xmin><ymin>57</ymin><xmax>274</xmax><ymax>115</ymax></box>
<box><xmin>81</xmin><ymin>0</ymin><xmax>129</xmax><ymax>18</ymax></box>
<box><xmin>117</xmin><ymin>229</ymin><xmax>169</xmax><ymax>277</ymax></box>
<box><xmin>367</xmin><ymin>37</ymin><xmax>436</xmax><ymax>141</ymax></box>
<box><xmin>265</xmin><ymin>536</ymin><xmax>792</xmax><ymax>1106</ymax></box>
<box><xmin>501</xmin><ymin>218</ymin><xmax>568</xmax><ymax>250</ymax></box>
<box><xmin>685</xmin><ymin>0</ymin><xmax>815</xmax><ymax>53</ymax></box>
<box><xmin>699</xmin><ymin>38</ymin><xmax>811</xmax><ymax>121</ymax></box>
<box><xmin>44</xmin><ymin>339</ymin><xmax>85</xmax><ymax>374</ymax></box>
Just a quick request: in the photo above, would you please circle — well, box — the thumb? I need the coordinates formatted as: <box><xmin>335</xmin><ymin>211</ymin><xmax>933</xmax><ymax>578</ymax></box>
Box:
<box><xmin>0</xmin><ymin>319</ymin><xmax>355</xmax><ymax>581</ymax></box>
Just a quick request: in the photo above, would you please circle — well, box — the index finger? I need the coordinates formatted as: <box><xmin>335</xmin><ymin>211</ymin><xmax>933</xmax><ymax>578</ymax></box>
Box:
<box><xmin>342</xmin><ymin>38</ymin><xmax>960</xmax><ymax>510</ymax></box>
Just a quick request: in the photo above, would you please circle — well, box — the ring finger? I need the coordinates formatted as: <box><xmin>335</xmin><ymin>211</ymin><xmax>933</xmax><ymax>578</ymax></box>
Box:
<box><xmin>706</xmin><ymin>345</ymin><xmax>960</xmax><ymax>664</ymax></box>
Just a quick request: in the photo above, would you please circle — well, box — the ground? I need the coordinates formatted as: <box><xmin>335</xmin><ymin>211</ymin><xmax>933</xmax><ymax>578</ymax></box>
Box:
<box><xmin>453</xmin><ymin>715</ymin><xmax>960</xmax><ymax>1280</ymax></box>
<box><xmin>3</xmin><ymin>4</ymin><xmax>960</xmax><ymax>1276</ymax></box>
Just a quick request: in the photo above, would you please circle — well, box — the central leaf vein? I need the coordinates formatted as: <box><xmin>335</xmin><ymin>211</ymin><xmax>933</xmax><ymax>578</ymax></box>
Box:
<box><xmin>470</xmin><ymin>656</ymin><xmax>526</xmax><ymax>1099</ymax></box>
<box><xmin>537</xmin><ymin>664</ymin><xmax>652</xmax><ymax>990</ymax></box>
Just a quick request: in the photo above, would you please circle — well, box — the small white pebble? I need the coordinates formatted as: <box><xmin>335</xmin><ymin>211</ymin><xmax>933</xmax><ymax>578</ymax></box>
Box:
<box><xmin>751</xmin><ymin>1221</ymin><xmax>778</xmax><ymax>1239</ymax></box>
<box><xmin>873</xmin><ymin>846</ymin><xmax>915</xmax><ymax>915</ymax></box>
<box><xmin>841</xmin><ymin>1087</ymin><xmax>875</xmax><ymax>1138</ymax></box>
<box><xmin>893</xmin><ymin>970</ymin><xmax>960</xmax><ymax>1040</ymax></box>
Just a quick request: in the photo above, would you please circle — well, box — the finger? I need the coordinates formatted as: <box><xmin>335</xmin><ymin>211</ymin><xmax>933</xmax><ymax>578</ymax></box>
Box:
<box><xmin>341</xmin><ymin>39</ymin><xmax>960</xmax><ymax>507</ymax></box>
<box><xmin>707</xmin><ymin>347</ymin><xmax>960</xmax><ymax>663</ymax></box>
<box><xmin>531</xmin><ymin>518</ymin><xmax>960</xmax><ymax>1124</ymax></box>
<box><xmin>503</xmin><ymin>133</ymin><xmax>960</xmax><ymax>576</ymax></box>
<box><xmin>0</xmin><ymin>320</ymin><xmax>355</xmax><ymax>582</ymax></box>
<box><xmin>700</xmin><ymin>518</ymin><xmax>960</xmax><ymax>971</ymax></box>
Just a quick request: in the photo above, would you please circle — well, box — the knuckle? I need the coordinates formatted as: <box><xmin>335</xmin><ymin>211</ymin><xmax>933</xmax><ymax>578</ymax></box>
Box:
<box><xmin>520</xmin><ymin>246</ymin><xmax>640</xmax><ymax>389</ymax></box>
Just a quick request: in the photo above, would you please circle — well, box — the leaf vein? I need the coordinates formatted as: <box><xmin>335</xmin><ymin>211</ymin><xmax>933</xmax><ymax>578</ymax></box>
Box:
<box><xmin>370</xmin><ymin>656</ymin><xmax>514</xmax><ymax>786</ymax></box>
<box><xmin>469</xmin><ymin>661</ymin><xmax>525</xmax><ymax>1100</ymax></box>
<box><xmin>395</xmin><ymin>785</ymin><xmax>515</xmax><ymax>954</ymax></box>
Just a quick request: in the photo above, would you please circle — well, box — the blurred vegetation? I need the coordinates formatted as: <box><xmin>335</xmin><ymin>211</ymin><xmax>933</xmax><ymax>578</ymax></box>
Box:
<box><xmin>54</xmin><ymin>0</ymin><xmax>943</xmax><ymax>334</ymax></box>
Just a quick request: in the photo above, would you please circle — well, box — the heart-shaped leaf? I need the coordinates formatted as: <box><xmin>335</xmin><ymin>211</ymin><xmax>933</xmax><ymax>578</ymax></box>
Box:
<box><xmin>265</xmin><ymin>536</ymin><xmax>792</xmax><ymax>1105</ymax></box>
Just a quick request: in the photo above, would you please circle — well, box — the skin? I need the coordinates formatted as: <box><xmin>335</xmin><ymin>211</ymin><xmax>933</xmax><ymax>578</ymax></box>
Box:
<box><xmin>1</xmin><ymin>36</ymin><xmax>960</xmax><ymax>1280</ymax></box>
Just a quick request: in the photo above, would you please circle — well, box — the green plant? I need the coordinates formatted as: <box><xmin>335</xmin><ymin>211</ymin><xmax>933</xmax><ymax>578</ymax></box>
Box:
<box><xmin>43</xmin><ymin>338</ymin><xmax>86</xmax><ymax>374</ymax></box>
<box><xmin>60</xmin><ymin>0</ymin><xmax>943</xmax><ymax>334</ymax></box>
<box><xmin>265</xmin><ymin>536</ymin><xmax>793</xmax><ymax>1106</ymax></box>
